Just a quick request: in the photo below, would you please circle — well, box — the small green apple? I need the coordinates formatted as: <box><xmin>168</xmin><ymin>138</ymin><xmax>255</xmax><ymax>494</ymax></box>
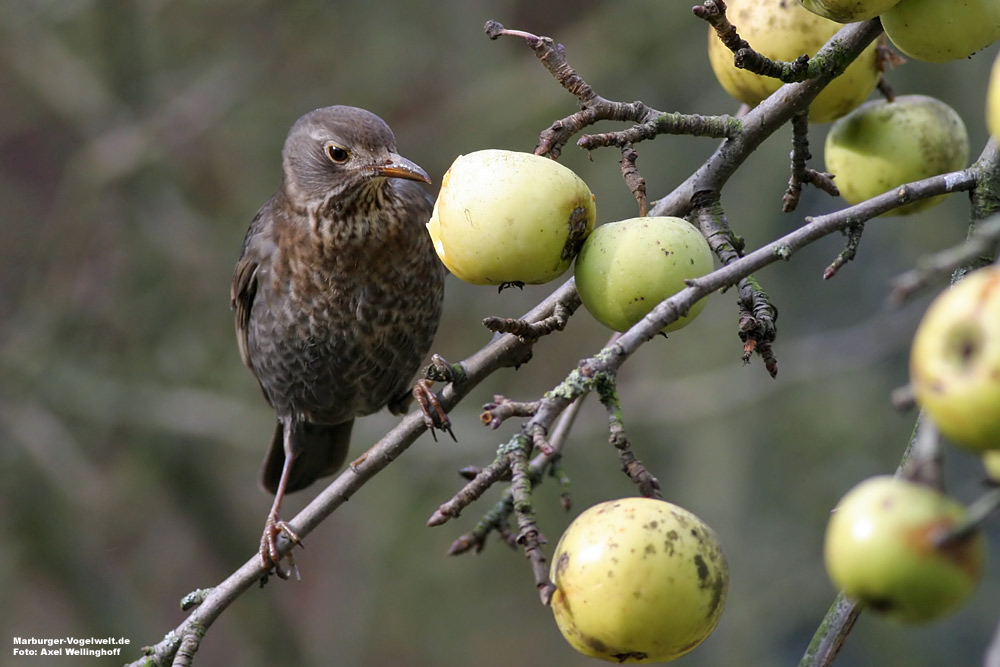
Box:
<box><xmin>824</xmin><ymin>95</ymin><xmax>969</xmax><ymax>215</ymax></box>
<box><xmin>910</xmin><ymin>266</ymin><xmax>1000</xmax><ymax>451</ymax></box>
<box><xmin>426</xmin><ymin>149</ymin><xmax>596</xmax><ymax>286</ymax></box>
<box><xmin>550</xmin><ymin>498</ymin><xmax>729</xmax><ymax>663</ymax></box>
<box><xmin>574</xmin><ymin>217</ymin><xmax>714</xmax><ymax>333</ymax></box>
<box><xmin>799</xmin><ymin>0</ymin><xmax>902</xmax><ymax>23</ymax></box>
<box><xmin>988</xmin><ymin>51</ymin><xmax>1000</xmax><ymax>142</ymax></box>
<box><xmin>882</xmin><ymin>0</ymin><xmax>1000</xmax><ymax>63</ymax></box>
<box><xmin>708</xmin><ymin>0</ymin><xmax>881</xmax><ymax>123</ymax></box>
<box><xmin>824</xmin><ymin>476</ymin><xmax>985</xmax><ymax>623</ymax></box>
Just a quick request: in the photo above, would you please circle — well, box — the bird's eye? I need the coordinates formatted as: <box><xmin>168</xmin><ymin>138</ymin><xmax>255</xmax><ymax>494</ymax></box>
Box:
<box><xmin>325</xmin><ymin>143</ymin><xmax>350</xmax><ymax>164</ymax></box>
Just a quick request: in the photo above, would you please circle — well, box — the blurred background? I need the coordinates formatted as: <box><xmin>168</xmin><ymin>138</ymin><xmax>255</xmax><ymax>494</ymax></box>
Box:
<box><xmin>1</xmin><ymin>1</ymin><xmax>998</xmax><ymax>665</ymax></box>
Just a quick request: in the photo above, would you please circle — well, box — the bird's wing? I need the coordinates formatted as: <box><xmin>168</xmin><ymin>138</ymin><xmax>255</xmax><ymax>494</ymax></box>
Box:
<box><xmin>231</xmin><ymin>199</ymin><xmax>275</xmax><ymax>372</ymax></box>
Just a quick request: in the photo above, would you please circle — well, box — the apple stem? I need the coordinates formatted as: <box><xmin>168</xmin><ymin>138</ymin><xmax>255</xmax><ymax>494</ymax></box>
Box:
<box><xmin>936</xmin><ymin>487</ymin><xmax>1000</xmax><ymax>548</ymax></box>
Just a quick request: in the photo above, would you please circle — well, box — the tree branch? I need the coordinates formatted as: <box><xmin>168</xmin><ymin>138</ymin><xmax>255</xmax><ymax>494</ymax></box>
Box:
<box><xmin>653</xmin><ymin>19</ymin><xmax>885</xmax><ymax>217</ymax></box>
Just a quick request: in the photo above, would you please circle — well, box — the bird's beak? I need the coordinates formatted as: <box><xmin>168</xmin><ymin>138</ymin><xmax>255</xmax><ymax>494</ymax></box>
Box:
<box><xmin>373</xmin><ymin>154</ymin><xmax>432</xmax><ymax>185</ymax></box>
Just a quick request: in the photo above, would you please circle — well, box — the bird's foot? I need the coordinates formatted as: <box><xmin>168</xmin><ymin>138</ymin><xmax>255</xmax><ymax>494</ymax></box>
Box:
<box><xmin>260</xmin><ymin>512</ymin><xmax>303</xmax><ymax>580</ymax></box>
<box><xmin>413</xmin><ymin>378</ymin><xmax>454</xmax><ymax>442</ymax></box>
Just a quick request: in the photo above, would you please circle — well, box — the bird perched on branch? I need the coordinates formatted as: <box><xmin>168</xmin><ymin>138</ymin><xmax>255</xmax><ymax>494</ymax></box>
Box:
<box><xmin>232</xmin><ymin>105</ymin><xmax>447</xmax><ymax>578</ymax></box>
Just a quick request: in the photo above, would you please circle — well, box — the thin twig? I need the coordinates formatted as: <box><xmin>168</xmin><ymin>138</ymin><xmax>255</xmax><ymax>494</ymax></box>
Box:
<box><xmin>446</xmin><ymin>395</ymin><xmax>586</xmax><ymax>555</ymax></box>
<box><xmin>737</xmin><ymin>276</ymin><xmax>779</xmax><ymax>377</ymax></box>
<box><xmin>823</xmin><ymin>223</ymin><xmax>866</xmax><ymax>280</ymax></box>
<box><xmin>507</xmin><ymin>435</ymin><xmax>555</xmax><ymax>603</ymax></box>
<box><xmin>486</xmin><ymin>20</ymin><xmax>740</xmax><ymax>158</ymax></box>
<box><xmin>597</xmin><ymin>375</ymin><xmax>661</xmax><ymax>497</ymax></box>
<box><xmin>888</xmin><ymin>215</ymin><xmax>1000</xmax><ymax>305</ymax></box>
<box><xmin>697</xmin><ymin>0</ymin><xmax>856</xmax><ymax>84</ymax></box>
<box><xmin>692</xmin><ymin>197</ymin><xmax>779</xmax><ymax>376</ymax></box>
<box><xmin>428</xmin><ymin>455</ymin><xmax>512</xmax><ymax>528</ymax></box>
<box><xmin>783</xmin><ymin>112</ymin><xmax>838</xmax><ymax>213</ymax></box>
<box><xmin>483</xmin><ymin>300</ymin><xmax>578</xmax><ymax>341</ymax></box>
<box><xmin>937</xmin><ymin>487</ymin><xmax>1000</xmax><ymax>546</ymax></box>
<box><xmin>481</xmin><ymin>396</ymin><xmax>541</xmax><ymax>429</ymax></box>
<box><xmin>620</xmin><ymin>145</ymin><xmax>648</xmax><ymax>216</ymax></box>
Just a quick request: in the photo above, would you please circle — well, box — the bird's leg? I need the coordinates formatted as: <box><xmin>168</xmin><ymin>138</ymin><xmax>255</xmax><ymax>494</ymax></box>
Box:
<box><xmin>261</xmin><ymin>419</ymin><xmax>304</xmax><ymax>579</ymax></box>
<box><xmin>388</xmin><ymin>379</ymin><xmax>453</xmax><ymax>441</ymax></box>
<box><xmin>412</xmin><ymin>379</ymin><xmax>454</xmax><ymax>442</ymax></box>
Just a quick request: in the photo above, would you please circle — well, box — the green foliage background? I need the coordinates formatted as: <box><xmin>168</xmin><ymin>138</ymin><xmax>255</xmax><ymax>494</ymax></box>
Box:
<box><xmin>1</xmin><ymin>1</ymin><xmax>998</xmax><ymax>665</ymax></box>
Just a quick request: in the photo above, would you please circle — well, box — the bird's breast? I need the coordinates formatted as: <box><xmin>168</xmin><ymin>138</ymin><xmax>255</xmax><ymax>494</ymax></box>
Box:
<box><xmin>246</xmin><ymin>210</ymin><xmax>443</xmax><ymax>423</ymax></box>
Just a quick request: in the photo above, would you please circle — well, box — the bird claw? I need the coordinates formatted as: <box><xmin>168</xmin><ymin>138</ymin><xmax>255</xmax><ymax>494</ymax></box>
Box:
<box><xmin>413</xmin><ymin>379</ymin><xmax>454</xmax><ymax>442</ymax></box>
<box><xmin>260</xmin><ymin>513</ymin><xmax>303</xmax><ymax>580</ymax></box>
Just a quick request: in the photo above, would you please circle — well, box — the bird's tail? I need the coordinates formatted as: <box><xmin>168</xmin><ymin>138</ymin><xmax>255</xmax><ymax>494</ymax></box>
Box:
<box><xmin>259</xmin><ymin>419</ymin><xmax>353</xmax><ymax>495</ymax></box>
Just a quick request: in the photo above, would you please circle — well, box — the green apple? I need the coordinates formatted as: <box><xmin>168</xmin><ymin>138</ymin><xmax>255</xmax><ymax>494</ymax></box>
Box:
<box><xmin>574</xmin><ymin>217</ymin><xmax>714</xmax><ymax>333</ymax></box>
<box><xmin>824</xmin><ymin>476</ymin><xmax>985</xmax><ymax>623</ymax></box>
<box><xmin>910</xmin><ymin>266</ymin><xmax>1000</xmax><ymax>451</ymax></box>
<box><xmin>988</xmin><ymin>51</ymin><xmax>1000</xmax><ymax>142</ymax></box>
<box><xmin>799</xmin><ymin>0</ymin><xmax>902</xmax><ymax>23</ymax></box>
<box><xmin>984</xmin><ymin>451</ymin><xmax>1000</xmax><ymax>484</ymax></box>
<box><xmin>984</xmin><ymin>451</ymin><xmax>1000</xmax><ymax>483</ymax></box>
<box><xmin>707</xmin><ymin>0</ymin><xmax>881</xmax><ymax>123</ymax></box>
<box><xmin>426</xmin><ymin>149</ymin><xmax>596</xmax><ymax>286</ymax></box>
<box><xmin>550</xmin><ymin>498</ymin><xmax>729</xmax><ymax>663</ymax></box>
<box><xmin>824</xmin><ymin>95</ymin><xmax>969</xmax><ymax>215</ymax></box>
<box><xmin>882</xmin><ymin>0</ymin><xmax>1000</xmax><ymax>63</ymax></box>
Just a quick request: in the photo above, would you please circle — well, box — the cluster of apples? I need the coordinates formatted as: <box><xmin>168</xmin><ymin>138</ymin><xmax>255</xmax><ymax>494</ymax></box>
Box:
<box><xmin>711</xmin><ymin>0</ymin><xmax>1000</xmax><ymax>113</ymax></box>
<box><xmin>824</xmin><ymin>264</ymin><xmax>1000</xmax><ymax>624</ymax></box>
<box><xmin>428</xmin><ymin>154</ymin><xmax>721</xmax><ymax>661</ymax></box>
<box><xmin>802</xmin><ymin>0</ymin><xmax>1000</xmax><ymax>62</ymax></box>
<box><xmin>760</xmin><ymin>1</ymin><xmax>1000</xmax><ymax>625</ymax></box>
<box><xmin>710</xmin><ymin>0</ymin><xmax>996</xmax><ymax>218</ymax></box>
<box><xmin>424</xmin><ymin>3</ymin><xmax>1000</xmax><ymax>656</ymax></box>
<box><xmin>427</xmin><ymin>149</ymin><xmax>715</xmax><ymax>334</ymax></box>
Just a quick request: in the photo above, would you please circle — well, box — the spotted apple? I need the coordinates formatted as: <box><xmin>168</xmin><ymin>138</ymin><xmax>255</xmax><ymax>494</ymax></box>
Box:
<box><xmin>824</xmin><ymin>475</ymin><xmax>986</xmax><ymax>623</ymax></box>
<box><xmin>426</xmin><ymin>149</ymin><xmax>596</xmax><ymax>286</ymax></box>
<box><xmin>708</xmin><ymin>0</ymin><xmax>881</xmax><ymax>122</ymax></box>
<box><xmin>910</xmin><ymin>265</ymin><xmax>1000</xmax><ymax>451</ymax></box>
<box><xmin>550</xmin><ymin>497</ymin><xmax>729</xmax><ymax>663</ymax></box>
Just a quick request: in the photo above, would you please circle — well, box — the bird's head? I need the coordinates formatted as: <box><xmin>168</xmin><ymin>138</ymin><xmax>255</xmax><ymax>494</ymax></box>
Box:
<box><xmin>280</xmin><ymin>105</ymin><xmax>430</xmax><ymax>205</ymax></box>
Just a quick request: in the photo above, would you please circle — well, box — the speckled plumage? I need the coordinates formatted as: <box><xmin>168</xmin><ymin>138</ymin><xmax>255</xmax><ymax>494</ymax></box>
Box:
<box><xmin>231</xmin><ymin>106</ymin><xmax>443</xmax><ymax>573</ymax></box>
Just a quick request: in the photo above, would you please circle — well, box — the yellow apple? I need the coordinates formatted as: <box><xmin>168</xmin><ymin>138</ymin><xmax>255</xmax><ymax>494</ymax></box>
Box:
<box><xmin>574</xmin><ymin>217</ymin><xmax>714</xmax><ymax>333</ymax></box>
<box><xmin>799</xmin><ymin>0</ymin><xmax>902</xmax><ymax>23</ymax></box>
<box><xmin>824</xmin><ymin>476</ymin><xmax>985</xmax><ymax>623</ymax></box>
<box><xmin>707</xmin><ymin>0</ymin><xmax>881</xmax><ymax>122</ymax></box>
<box><xmin>984</xmin><ymin>451</ymin><xmax>1000</xmax><ymax>483</ymax></box>
<box><xmin>550</xmin><ymin>498</ymin><xmax>729</xmax><ymax>663</ymax></box>
<box><xmin>988</xmin><ymin>51</ymin><xmax>1000</xmax><ymax>142</ymax></box>
<box><xmin>882</xmin><ymin>0</ymin><xmax>1000</xmax><ymax>63</ymax></box>
<box><xmin>426</xmin><ymin>149</ymin><xmax>596</xmax><ymax>286</ymax></box>
<box><xmin>824</xmin><ymin>95</ymin><xmax>969</xmax><ymax>215</ymax></box>
<box><xmin>910</xmin><ymin>266</ymin><xmax>1000</xmax><ymax>451</ymax></box>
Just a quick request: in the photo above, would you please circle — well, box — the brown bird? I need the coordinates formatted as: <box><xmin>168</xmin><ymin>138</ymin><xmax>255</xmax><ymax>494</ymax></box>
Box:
<box><xmin>231</xmin><ymin>106</ymin><xmax>446</xmax><ymax>578</ymax></box>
